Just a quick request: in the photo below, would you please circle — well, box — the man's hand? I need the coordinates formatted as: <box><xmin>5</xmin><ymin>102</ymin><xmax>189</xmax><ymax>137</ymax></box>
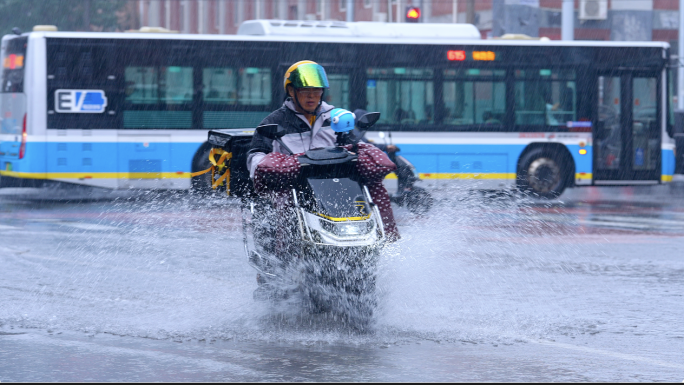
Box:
<box><xmin>386</xmin><ymin>145</ymin><xmax>399</xmax><ymax>153</ymax></box>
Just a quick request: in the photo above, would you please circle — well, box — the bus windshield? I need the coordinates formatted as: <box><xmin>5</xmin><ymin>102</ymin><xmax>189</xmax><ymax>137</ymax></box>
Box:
<box><xmin>2</xmin><ymin>36</ymin><xmax>27</xmax><ymax>93</ymax></box>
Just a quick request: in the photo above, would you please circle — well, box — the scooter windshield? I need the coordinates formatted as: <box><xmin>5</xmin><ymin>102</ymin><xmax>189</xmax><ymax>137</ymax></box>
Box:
<box><xmin>306</xmin><ymin>177</ymin><xmax>370</xmax><ymax>220</ymax></box>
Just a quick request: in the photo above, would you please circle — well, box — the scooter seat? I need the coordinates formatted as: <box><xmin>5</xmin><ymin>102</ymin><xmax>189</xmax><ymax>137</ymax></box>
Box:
<box><xmin>305</xmin><ymin>147</ymin><xmax>349</xmax><ymax>160</ymax></box>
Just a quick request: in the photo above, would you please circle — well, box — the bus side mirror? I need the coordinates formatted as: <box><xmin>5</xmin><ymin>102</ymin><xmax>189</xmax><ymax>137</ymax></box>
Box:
<box><xmin>357</xmin><ymin>112</ymin><xmax>381</xmax><ymax>129</ymax></box>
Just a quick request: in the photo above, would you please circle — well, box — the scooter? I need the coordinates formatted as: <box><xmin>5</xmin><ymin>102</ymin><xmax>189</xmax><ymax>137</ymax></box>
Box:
<box><xmin>377</xmin><ymin>132</ymin><xmax>434</xmax><ymax>215</ymax></box>
<box><xmin>209</xmin><ymin>112</ymin><xmax>387</xmax><ymax>329</ymax></box>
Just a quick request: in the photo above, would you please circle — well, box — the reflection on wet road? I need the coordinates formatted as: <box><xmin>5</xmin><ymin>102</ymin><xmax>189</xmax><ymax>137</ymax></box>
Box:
<box><xmin>1</xmin><ymin>184</ymin><xmax>683</xmax><ymax>381</ymax></box>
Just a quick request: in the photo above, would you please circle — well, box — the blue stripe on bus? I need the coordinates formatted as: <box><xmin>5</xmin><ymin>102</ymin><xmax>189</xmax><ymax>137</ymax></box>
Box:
<box><xmin>662</xmin><ymin>148</ymin><xmax>675</xmax><ymax>176</ymax></box>
<box><xmin>568</xmin><ymin>144</ymin><xmax>592</xmax><ymax>175</ymax></box>
<box><xmin>0</xmin><ymin>142</ymin><xmax>48</xmax><ymax>174</ymax></box>
<box><xmin>398</xmin><ymin>143</ymin><xmax>593</xmax><ymax>175</ymax></box>
<box><xmin>48</xmin><ymin>142</ymin><xmax>117</xmax><ymax>173</ymax></box>
<box><xmin>2</xmin><ymin>142</ymin><xmax>676</xmax><ymax>181</ymax></box>
<box><xmin>0</xmin><ymin>142</ymin><xmax>204</xmax><ymax>174</ymax></box>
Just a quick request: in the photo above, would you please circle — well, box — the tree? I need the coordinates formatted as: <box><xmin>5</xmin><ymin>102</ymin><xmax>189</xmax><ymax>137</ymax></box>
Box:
<box><xmin>0</xmin><ymin>0</ymin><xmax>136</xmax><ymax>35</ymax></box>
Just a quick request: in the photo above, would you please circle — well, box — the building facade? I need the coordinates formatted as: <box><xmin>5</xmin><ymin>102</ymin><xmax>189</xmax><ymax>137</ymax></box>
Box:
<box><xmin>135</xmin><ymin>0</ymin><xmax>680</xmax><ymax>45</ymax></box>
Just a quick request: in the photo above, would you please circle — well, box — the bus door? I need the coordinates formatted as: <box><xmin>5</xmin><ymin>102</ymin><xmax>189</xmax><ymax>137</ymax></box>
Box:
<box><xmin>594</xmin><ymin>71</ymin><xmax>661</xmax><ymax>184</ymax></box>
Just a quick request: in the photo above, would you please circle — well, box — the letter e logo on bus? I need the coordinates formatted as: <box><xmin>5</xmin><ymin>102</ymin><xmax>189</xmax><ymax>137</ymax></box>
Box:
<box><xmin>55</xmin><ymin>90</ymin><xmax>108</xmax><ymax>113</ymax></box>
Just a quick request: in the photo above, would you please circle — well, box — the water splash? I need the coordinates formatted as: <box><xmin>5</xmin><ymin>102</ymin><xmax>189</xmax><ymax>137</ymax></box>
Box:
<box><xmin>1</xmin><ymin>186</ymin><xmax>683</xmax><ymax>351</ymax></box>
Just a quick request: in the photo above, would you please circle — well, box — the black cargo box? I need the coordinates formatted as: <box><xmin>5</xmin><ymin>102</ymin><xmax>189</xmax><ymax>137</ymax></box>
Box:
<box><xmin>207</xmin><ymin>129</ymin><xmax>255</xmax><ymax>198</ymax></box>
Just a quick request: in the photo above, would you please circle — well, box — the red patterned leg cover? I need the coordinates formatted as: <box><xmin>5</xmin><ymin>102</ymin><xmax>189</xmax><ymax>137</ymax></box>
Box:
<box><xmin>252</xmin><ymin>153</ymin><xmax>303</xmax><ymax>261</ymax></box>
<box><xmin>269</xmin><ymin>190</ymin><xmax>299</xmax><ymax>262</ymax></box>
<box><xmin>367</xmin><ymin>180</ymin><xmax>400</xmax><ymax>242</ymax></box>
<box><xmin>351</xmin><ymin>143</ymin><xmax>400</xmax><ymax>242</ymax></box>
<box><xmin>252</xmin><ymin>152</ymin><xmax>301</xmax><ymax>195</ymax></box>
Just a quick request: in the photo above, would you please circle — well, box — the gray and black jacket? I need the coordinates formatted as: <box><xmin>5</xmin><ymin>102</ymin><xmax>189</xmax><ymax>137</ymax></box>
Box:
<box><xmin>247</xmin><ymin>99</ymin><xmax>336</xmax><ymax>178</ymax></box>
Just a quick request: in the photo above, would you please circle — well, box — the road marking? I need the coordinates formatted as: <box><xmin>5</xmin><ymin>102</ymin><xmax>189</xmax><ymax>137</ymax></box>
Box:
<box><xmin>589</xmin><ymin>215</ymin><xmax>684</xmax><ymax>227</ymax></box>
<box><xmin>30</xmin><ymin>219</ymin><xmax>119</xmax><ymax>231</ymax></box>
<box><xmin>13</xmin><ymin>332</ymin><xmax>260</xmax><ymax>376</ymax></box>
<box><xmin>58</xmin><ymin>223</ymin><xmax>119</xmax><ymax>231</ymax></box>
<box><xmin>580</xmin><ymin>220</ymin><xmax>656</xmax><ymax>230</ymax></box>
<box><xmin>527</xmin><ymin>339</ymin><xmax>684</xmax><ymax>370</ymax></box>
<box><xmin>523</xmin><ymin>213</ymin><xmax>684</xmax><ymax>231</ymax></box>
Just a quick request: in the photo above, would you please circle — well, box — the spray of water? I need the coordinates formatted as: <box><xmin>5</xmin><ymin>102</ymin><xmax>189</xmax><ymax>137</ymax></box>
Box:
<box><xmin>0</xmin><ymin>186</ymin><xmax>655</xmax><ymax>346</ymax></box>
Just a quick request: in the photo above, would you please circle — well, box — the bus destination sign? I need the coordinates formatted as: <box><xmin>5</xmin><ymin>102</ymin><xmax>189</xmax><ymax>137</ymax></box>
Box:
<box><xmin>447</xmin><ymin>50</ymin><xmax>497</xmax><ymax>62</ymax></box>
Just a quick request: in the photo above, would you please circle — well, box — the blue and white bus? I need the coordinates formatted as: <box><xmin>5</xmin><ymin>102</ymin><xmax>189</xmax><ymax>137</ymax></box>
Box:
<box><xmin>0</xmin><ymin>20</ymin><xmax>679</xmax><ymax>197</ymax></box>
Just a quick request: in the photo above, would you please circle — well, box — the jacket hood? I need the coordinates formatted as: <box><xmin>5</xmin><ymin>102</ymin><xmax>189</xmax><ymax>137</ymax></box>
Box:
<box><xmin>284</xmin><ymin>98</ymin><xmax>334</xmax><ymax>118</ymax></box>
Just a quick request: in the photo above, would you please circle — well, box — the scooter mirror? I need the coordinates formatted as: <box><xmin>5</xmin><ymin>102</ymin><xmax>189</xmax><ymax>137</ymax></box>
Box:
<box><xmin>256</xmin><ymin>124</ymin><xmax>284</xmax><ymax>140</ymax></box>
<box><xmin>357</xmin><ymin>112</ymin><xmax>381</xmax><ymax>129</ymax></box>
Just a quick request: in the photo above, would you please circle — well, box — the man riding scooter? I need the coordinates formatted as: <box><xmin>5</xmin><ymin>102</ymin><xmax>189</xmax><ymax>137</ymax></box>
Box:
<box><xmin>246</xmin><ymin>61</ymin><xmax>400</xmax><ymax>241</ymax></box>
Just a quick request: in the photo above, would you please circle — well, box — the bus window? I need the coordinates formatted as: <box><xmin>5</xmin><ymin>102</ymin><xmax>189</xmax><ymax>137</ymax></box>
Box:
<box><xmin>202</xmin><ymin>67</ymin><xmax>272</xmax><ymax>104</ymax></box>
<box><xmin>237</xmin><ymin>67</ymin><xmax>271</xmax><ymax>105</ymax></box>
<box><xmin>1</xmin><ymin>37</ymin><xmax>27</xmax><ymax>137</ymax></box>
<box><xmin>326</xmin><ymin>74</ymin><xmax>350</xmax><ymax>110</ymax></box>
<box><xmin>1</xmin><ymin>37</ymin><xmax>27</xmax><ymax>93</ymax></box>
<box><xmin>201</xmin><ymin>67</ymin><xmax>272</xmax><ymax>129</ymax></box>
<box><xmin>125</xmin><ymin>66</ymin><xmax>193</xmax><ymax>104</ymax></box>
<box><xmin>125</xmin><ymin>67</ymin><xmax>157</xmax><ymax>103</ymax></box>
<box><xmin>202</xmin><ymin>67</ymin><xmax>271</xmax><ymax>106</ymax></box>
<box><xmin>443</xmin><ymin>69</ymin><xmax>505</xmax><ymax>129</ymax></box>
<box><xmin>366</xmin><ymin>68</ymin><xmax>434</xmax><ymax>127</ymax></box>
<box><xmin>515</xmin><ymin>69</ymin><xmax>576</xmax><ymax>129</ymax></box>
<box><xmin>124</xmin><ymin>66</ymin><xmax>193</xmax><ymax>128</ymax></box>
<box><xmin>203</xmin><ymin>68</ymin><xmax>237</xmax><ymax>103</ymax></box>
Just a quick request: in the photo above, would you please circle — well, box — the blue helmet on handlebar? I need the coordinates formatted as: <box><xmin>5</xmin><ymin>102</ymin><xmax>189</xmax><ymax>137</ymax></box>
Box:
<box><xmin>330</xmin><ymin>108</ymin><xmax>356</xmax><ymax>133</ymax></box>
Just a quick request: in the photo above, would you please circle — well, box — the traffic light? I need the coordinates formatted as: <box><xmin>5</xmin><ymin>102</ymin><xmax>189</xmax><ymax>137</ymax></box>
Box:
<box><xmin>405</xmin><ymin>6</ymin><xmax>421</xmax><ymax>23</ymax></box>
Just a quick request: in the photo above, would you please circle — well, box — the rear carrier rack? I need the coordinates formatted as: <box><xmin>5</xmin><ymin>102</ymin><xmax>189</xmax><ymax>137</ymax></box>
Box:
<box><xmin>196</xmin><ymin>128</ymin><xmax>255</xmax><ymax>197</ymax></box>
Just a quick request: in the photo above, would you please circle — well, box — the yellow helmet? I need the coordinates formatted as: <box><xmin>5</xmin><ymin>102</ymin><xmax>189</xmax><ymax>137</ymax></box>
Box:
<box><xmin>283</xmin><ymin>60</ymin><xmax>330</xmax><ymax>91</ymax></box>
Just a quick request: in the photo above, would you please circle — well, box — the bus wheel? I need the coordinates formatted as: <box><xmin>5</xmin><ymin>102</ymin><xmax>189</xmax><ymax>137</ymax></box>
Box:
<box><xmin>517</xmin><ymin>149</ymin><xmax>568</xmax><ymax>199</ymax></box>
<box><xmin>191</xmin><ymin>144</ymin><xmax>213</xmax><ymax>194</ymax></box>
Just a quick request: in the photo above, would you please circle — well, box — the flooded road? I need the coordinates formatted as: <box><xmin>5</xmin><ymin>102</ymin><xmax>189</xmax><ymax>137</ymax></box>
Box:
<box><xmin>1</xmin><ymin>184</ymin><xmax>683</xmax><ymax>381</ymax></box>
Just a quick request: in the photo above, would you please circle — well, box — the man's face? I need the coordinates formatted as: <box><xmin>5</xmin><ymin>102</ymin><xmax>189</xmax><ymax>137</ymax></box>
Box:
<box><xmin>290</xmin><ymin>87</ymin><xmax>323</xmax><ymax>112</ymax></box>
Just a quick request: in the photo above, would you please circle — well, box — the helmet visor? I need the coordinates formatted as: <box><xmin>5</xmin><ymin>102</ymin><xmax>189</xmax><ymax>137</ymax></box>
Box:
<box><xmin>290</xmin><ymin>63</ymin><xmax>329</xmax><ymax>89</ymax></box>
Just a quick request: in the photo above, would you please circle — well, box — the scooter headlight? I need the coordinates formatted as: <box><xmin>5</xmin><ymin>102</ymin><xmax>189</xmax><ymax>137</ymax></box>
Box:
<box><xmin>319</xmin><ymin>219</ymin><xmax>374</xmax><ymax>237</ymax></box>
